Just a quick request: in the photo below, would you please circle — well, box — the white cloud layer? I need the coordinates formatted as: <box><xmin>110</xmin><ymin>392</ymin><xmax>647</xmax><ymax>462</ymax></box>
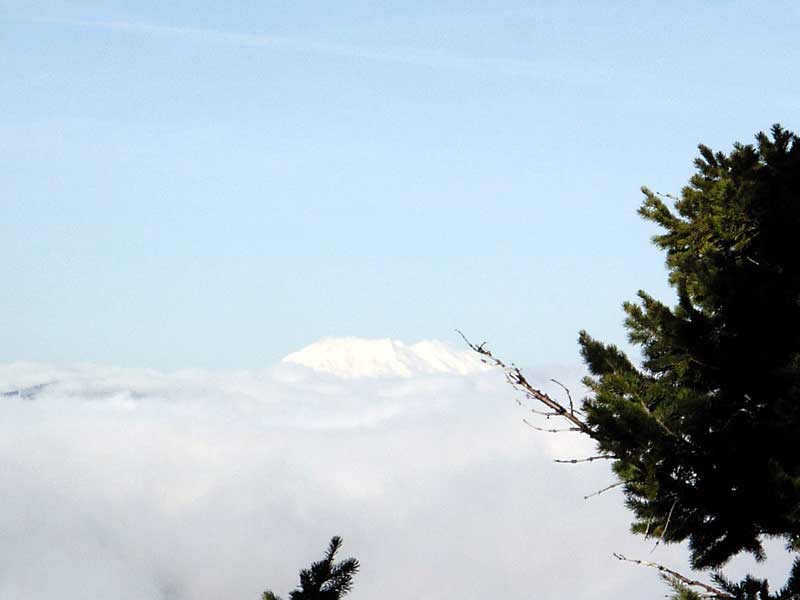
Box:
<box><xmin>0</xmin><ymin>341</ymin><xmax>791</xmax><ymax>599</ymax></box>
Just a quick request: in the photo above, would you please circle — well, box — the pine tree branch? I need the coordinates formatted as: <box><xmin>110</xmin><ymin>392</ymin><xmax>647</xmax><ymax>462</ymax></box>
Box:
<box><xmin>612</xmin><ymin>554</ymin><xmax>733</xmax><ymax>599</ymax></box>
<box><xmin>633</xmin><ymin>392</ymin><xmax>679</xmax><ymax>439</ymax></box>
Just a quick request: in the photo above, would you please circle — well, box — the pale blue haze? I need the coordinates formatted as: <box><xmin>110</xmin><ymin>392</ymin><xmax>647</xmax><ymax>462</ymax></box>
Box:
<box><xmin>2</xmin><ymin>1</ymin><xmax>799</xmax><ymax>368</ymax></box>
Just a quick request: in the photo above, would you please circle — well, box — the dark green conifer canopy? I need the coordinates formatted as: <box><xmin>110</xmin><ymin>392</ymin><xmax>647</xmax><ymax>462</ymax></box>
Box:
<box><xmin>579</xmin><ymin>125</ymin><xmax>800</xmax><ymax>573</ymax></box>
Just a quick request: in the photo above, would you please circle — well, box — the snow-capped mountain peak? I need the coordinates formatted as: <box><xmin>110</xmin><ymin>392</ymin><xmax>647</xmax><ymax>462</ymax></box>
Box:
<box><xmin>280</xmin><ymin>337</ymin><xmax>491</xmax><ymax>379</ymax></box>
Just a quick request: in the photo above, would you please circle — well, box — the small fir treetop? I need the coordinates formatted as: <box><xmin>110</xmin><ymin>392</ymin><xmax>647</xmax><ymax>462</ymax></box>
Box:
<box><xmin>262</xmin><ymin>536</ymin><xmax>360</xmax><ymax>600</ymax></box>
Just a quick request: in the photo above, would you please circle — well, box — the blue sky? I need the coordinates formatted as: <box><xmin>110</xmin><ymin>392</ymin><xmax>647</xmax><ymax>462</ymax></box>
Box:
<box><xmin>3</xmin><ymin>1</ymin><xmax>799</xmax><ymax>369</ymax></box>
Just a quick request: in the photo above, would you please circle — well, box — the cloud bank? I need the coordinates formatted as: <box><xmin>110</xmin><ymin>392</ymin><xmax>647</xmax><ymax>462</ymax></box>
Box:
<box><xmin>0</xmin><ymin>339</ymin><xmax>781</xmax><ymax>599</ymax></box>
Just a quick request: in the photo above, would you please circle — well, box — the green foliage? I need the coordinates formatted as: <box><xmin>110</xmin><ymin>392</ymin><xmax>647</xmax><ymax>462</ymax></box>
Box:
<box><xmin>661</xmin><ymin>557</ymin><xmax>800</xmax><ymax>600</ymax></box>
<box><xmin>262</xmin><ymin>536</ymin><xmax>360</xmax><ymax>600</ymax></box>
<box><xmin>662</xmin><ymin>575</ymin><xmax>705</xmax><ymax>600</ymax></box>
<box><xmin>578</xmin><ymin>126</ymin><xmax>800</xmax><ymax>587</ymax></box>
<box><xmin>663</xmin><ymin>560</ymin><xmax>800</xmax><ymax>600</ymax></box>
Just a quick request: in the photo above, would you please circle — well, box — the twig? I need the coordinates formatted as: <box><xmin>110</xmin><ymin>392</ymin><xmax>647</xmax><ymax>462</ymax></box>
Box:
<box><xmin>523</xmin><ymin>419</ymin><xmax>581</xmax><ymax>433</ymax></box>
<box><xmin>549</xmin><ymin>378</ymin><xmax>576</xmax><ymax>415</ymax></box>
<box><xmin>528</xmin><ymin>407</ymin><xmax>562</xmax><ymax>417</ymax></box>
<box><xmin>515</xmin><ymin>397</ymin><xmax>561</xmax><ymax>417</ymax></box>
<box><xmin>554</xmin><ymin>455</ymin><xmax>615</xmax><ymax>464</ymax></box>
<box><xmin>651</xmin><ymin>499</ymin><xmax>677</xmax><ymax>553</ymax></box>
<box><xmin>643</xmin><ymin>515</ymin><xmax>654</xmax><ymax>540</ymax></box>
<box><xmin>612</xmin><ymin>554</ymin><xmax>732</xmax><ymax>599</ymax></box>
<box><xmin>655</xmin><ymin>191</ymin><xmax>680</xmax><ymax>202</ymax></box>
<box><xmin>584</xmin><ymin>481</ymin><xmax>626</xmax><ymax>500</ymax></box>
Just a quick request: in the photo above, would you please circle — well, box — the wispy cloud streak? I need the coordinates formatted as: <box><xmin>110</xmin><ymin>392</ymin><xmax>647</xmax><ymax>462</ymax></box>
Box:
<box><xmin>30</xmin><ymin>17</ymin><xmax>605</xmax><ymax>82</ymax></box>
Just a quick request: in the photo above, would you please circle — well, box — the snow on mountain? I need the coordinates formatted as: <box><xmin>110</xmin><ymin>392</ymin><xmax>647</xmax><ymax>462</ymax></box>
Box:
<box><xmin>281</xmin><ymin>337</ymin><xmax>491</xmax><ymax>379</ymax></box>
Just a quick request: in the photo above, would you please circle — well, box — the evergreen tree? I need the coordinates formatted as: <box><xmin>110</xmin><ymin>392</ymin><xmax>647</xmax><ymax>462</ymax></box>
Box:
<box><xmin>578</xmin><ymin>125</ymin><xmax>800</xmax><ymax>595</ymax></box>
<box><xmin>262</xmin><ymin>536</ymin><xmax>360</xmax><ymax>600</ymax></box>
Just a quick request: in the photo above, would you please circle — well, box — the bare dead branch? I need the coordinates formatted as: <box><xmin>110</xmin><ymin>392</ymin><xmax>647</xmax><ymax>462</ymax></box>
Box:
<box><xmin>612</xmin><ymin>554</ymin><xmax>732</xmax><ymax>599</ymax></box>
<box><xmin>584</xmin><ymin>481</ymin><xmax>626</xmax><ymax>500</ymax></box>
<box><xmin>456</xmin><ymin>330</ymin><xmax>593</xmax><ymax>437</ymax></box>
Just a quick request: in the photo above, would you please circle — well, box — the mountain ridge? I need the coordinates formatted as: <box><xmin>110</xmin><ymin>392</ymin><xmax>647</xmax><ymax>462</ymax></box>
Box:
<box><xmin>281</xmin><ymin>337</ymin><xmax>490</xmax><ymax>379</ymax></box>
